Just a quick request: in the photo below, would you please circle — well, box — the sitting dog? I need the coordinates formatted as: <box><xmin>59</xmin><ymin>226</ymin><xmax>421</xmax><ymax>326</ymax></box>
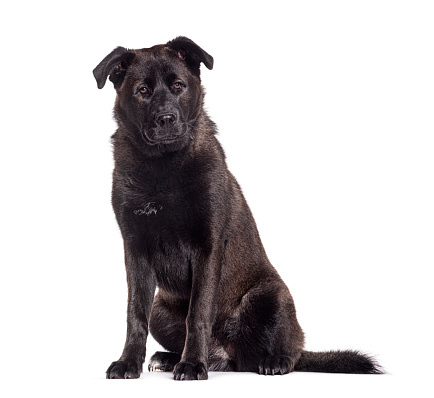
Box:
<box><xmin>93</xmin><ymin>36</ymin><xmax>382</xmax><ymax>380</ymax></box>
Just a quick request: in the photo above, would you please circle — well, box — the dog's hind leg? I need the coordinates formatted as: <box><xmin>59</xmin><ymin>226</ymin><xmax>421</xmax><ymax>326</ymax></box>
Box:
<box><xmin>149</xmin><ymin>292</ymin><xmax>236</xmax><ymax>373</ymax></box>
<box><xmin>149</xmin><ymin>291</ymin><xmax>188</xmax><ymax>354</ymax></box>
<box><xmin>148</xmin><ymin>293</ymin><xmax>186</xmax><ymax>373</ymax></box>
<box><xmin>228</xmin><ymin>279</ymin><xmax>305</xmax><ymax>375</ymax></box>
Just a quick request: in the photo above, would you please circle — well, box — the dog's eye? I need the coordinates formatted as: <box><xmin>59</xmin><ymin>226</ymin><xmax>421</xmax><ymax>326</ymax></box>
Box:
<box><xmin>173</xmin><ymin>82</ymin><xmax>183</xmax><ymax>90</ymax></box>
<box><xmin>139</xmin><ymin>87</ymin><xmax>149</xmax><ymax>95</ymax></box>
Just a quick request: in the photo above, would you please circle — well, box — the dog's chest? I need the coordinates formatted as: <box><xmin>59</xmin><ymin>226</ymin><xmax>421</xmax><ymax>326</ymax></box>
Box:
<box><xmin>122</xmin><ymin>169</ymin><xmax>198</xmax><ymax>222</ymax></box>
<box><xmin>115</xmin><ymin>166</ymin><xmax>208</xmax><ymax>295</ymax></box>
<box><xmin>115</xmin><ymin>162</ymin><xmax>209</xmax><ymax>246</ymax></box>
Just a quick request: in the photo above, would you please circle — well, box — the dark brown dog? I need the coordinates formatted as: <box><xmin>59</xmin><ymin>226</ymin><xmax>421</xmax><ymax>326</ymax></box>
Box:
<box><xmin>93</xmin><ymin>36</ymin><xmax>381</xmax><ymax>380</ymax></box>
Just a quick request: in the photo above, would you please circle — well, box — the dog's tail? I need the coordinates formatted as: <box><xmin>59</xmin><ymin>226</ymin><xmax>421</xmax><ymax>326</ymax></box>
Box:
<box><xmin>294</xmin><ymin>350</ymin><xmax>383</xmax><ymax>374</ymax></box>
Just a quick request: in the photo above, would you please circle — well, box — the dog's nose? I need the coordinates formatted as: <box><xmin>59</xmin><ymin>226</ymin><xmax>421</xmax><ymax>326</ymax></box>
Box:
<box><xmin>156</xmin><ymin>113</ymin><xmax>177</xmax><ymax>127</ymax></box>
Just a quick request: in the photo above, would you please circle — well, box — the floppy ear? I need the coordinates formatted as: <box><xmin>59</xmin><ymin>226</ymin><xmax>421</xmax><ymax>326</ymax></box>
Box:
<box><xmin>166</xmin><ymin>36</ymin><xmax>213</xmax><ymax>77</ymax></box>
<box><xmin>93</xmin><ymin>47</ymin><xmax>135</xmax><ymax>89</ymax></box>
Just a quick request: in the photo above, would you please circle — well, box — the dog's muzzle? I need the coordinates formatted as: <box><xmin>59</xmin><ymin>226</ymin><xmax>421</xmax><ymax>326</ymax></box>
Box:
<box><xmin>142</xmin><ymin>112</ymin><xmax>187</xmax><ymax>145</ymax></box>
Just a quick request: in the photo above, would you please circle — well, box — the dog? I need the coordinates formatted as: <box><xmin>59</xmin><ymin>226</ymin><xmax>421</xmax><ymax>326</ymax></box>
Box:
<box><xmin>93</xmin><ymin>36</ymin><xmax>382</xmax><ymax>380</ymax></box>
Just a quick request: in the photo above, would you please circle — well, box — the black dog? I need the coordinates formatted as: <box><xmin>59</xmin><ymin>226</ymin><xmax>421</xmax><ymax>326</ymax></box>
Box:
<box><xmin>93</xmin><ymin>37</ymin><xmax>381</xmax><ymax>380</ymax></box>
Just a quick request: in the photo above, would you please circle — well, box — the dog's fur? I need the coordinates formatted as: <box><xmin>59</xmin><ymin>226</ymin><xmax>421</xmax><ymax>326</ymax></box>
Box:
<box><xmin>93</xmin><ymin>37</ymin><xmax>382</xmax><ymax>380</ymax></box>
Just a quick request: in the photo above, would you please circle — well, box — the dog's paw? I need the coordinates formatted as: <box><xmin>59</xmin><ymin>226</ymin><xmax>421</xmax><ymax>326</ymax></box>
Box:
<box><xmin>259</xmin><ymin>355</ymin><xmax>294</xmax><ymax>375</ymax></box>
<box><xmin>173</xmin><ymin>361</ymin><xmax>208</xmax><ymax>380</ymax></box>
<box><xmin>148</xmin><ymin>351</ymin><xmax>181</xmax><ymax>372</ymax></box>
<box><xmin>106</xmin><ymin>359</ymin><xmax>141</xmax><ymax>379</ymax></box>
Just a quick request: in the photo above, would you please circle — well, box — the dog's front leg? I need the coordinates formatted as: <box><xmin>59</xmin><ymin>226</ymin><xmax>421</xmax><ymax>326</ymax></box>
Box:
<box><xmin>173</xmin><ymin>249</ymin><xmax>222</xmax><ymax>381</ymax></box>
<box><xmin>106</xmin><ymin>248</ymin><xmax>157</xmax><ymax>379</ymax></box>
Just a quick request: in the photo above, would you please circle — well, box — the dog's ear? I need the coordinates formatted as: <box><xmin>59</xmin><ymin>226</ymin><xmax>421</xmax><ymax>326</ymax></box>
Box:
<box><xmin>93</xmin><ymin>47</ymin><xmax>136</xmax><ymax>89</ymax></box>
<box><xmin>166</xmin><ymin>36</ymin><xmax>213</xmax><ymax>77</ymax></box>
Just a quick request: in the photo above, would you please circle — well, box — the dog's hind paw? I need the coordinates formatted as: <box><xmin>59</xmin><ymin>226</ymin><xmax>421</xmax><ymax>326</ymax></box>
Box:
<box><xmin>148</xmin><ymin>351</ymin><xmax>181</xmax><ymax>372</ymax></box>
<box><xmin>259</xmin><ymin>355</ymin><xmax>295</xmax><ymax>375</ymax></box>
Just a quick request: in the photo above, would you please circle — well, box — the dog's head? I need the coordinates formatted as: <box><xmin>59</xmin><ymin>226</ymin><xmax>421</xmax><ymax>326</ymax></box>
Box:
<box><xmin>93</xmin><ymin>37</ymin><xmax>213</xmax><ymax>155</ymax></box>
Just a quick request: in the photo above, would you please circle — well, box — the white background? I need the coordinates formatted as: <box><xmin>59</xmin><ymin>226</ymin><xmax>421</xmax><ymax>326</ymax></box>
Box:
<box><xmin>1</xmin><ymin>1</ymin><xmax>433</xmax><ymax>397</ymax></box>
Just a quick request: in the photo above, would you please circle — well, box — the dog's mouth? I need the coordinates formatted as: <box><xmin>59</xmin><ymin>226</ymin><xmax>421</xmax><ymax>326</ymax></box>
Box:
<box><xmin>142</xmin><ymin>134</ymin><xmax>186</xmax><ymax>146</ymax></box>
<box><xmin>142</xmin><ymin>130</ymin><xmax>187</xmax><ymax>146</ymax></box>
<box><xmin>141</xmin><ymin>124</ymin><xmax>190</xmax><ymax>146</ymax></box>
